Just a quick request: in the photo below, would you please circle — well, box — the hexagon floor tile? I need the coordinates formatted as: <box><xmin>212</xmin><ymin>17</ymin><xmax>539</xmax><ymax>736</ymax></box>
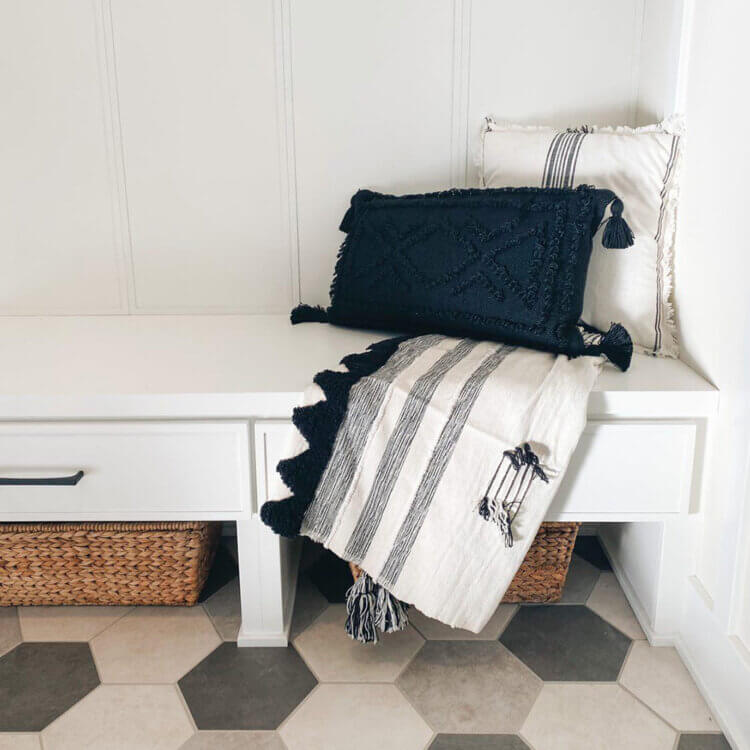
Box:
<box><xmin>288</xmin><ymin>573</ymin><xmax>328</xmax><ymax>641</ymax></box>
<box><xmin>409</xmin><ymin>603</ymin><xmax>517</xmax><ymax>641</ymax></box>
<box><xmin>202</xmin><ymin>578</ymin><xmax>241</xmax><ymax>641</ymax></box>
<box><xmin>573</xmin><ymin>535</ymin><xmax>612</xmax><ymax>570</ymax></box>
<box><xmin>500</xmin><ymin>605</ymin><xmax>631</xmax><ymax>681</ymax></box>
<box><xmin>42</xmin><ymin>684</ymin><xmax>193</xmax><ymax>750</ymax></box>
<box><xmin>559</xmin><ymin>554</ymin><xmax>600</xmax><ymax>603</ymax></box>
<box><xmin>429</xmin><ymin>735</ymin><xmax>530</xmax><ymax>749</ymax></box>
<box><xmin>179</xmin><ymin>642</ymin><xmax>316</xmax><ymax>730</ymax></box>
<box><xmin>180</xmin><ymin>731</ymin><xmax>286</xmax><ymax>749</ymax></box>
<box><xmin>620</xmin><ymin>642</ymin><xmax>718</xmax><ymax>731</ymax></box>
<box><xmin>0</xmin><ymin>734</ymin><xmax>40</xmax><ymax>749</ymax></box>
<box><xmin>0</xmin><ymin>608</ymin><xmax>21</xmax><ymax>658</ymax></box>
<box><xmin>279</xmin><ymin>684</ymin><xmax>432</xmax><ymax>750</ymax></box>
<box><xmin>17</xmin><ymin>605</ymin><xmax>131</xmax><ymax>642</ymax></box>
<box><xmin>397</xmin><ymin>640</ymin><xmax>541</xmax><ymax>734</ymax></box>
<box><xmin>293</xmin><ymin>604</ymin><xmax>424</xmax><ymax>681</ymax></box>
<box><xmin>0</xmin><ymin>643</ymin><xmax>99</xmax><ymax>731</ymax></box>
<box><xmin>91</xmin><ymin>605</ymin><xmax>221</xmax><ymax>683</ymax></box>
<box><xmin>587</xmin><ymin>571</ymin><xmax>646</xmax><ymax>639</ymax></box>
<box><xmin>676</xmin><ymin>734</ymin><xmax>732</xmax><ymax>750</ymax></box>
<box><xmin>522</xmin><ymin>683</ymin><xmax>676</xmax><ymax>750</ymax></box>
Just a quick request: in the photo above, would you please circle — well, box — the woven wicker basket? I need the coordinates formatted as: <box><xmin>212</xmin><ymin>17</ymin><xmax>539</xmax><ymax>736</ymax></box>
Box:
<box><xmin>0</xmin><ymin>521</ymin><xmax>221</xmax><ymax>606</ymax></box>
<box><xmin>501</xmin><ymin>521</ymin><xmax>580</xmax><ymax>603</ymax></box>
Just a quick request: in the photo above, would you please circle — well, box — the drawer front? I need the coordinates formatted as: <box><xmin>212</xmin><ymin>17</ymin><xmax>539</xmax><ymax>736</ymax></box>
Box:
<box><xmin>0</xmin><ymin>421</ymin><xmax>251</xmax><ymax>517</ymax></box>
<box><xmin>252</xmin><ymin>420</ymin><xmax>696</xmax><ymax>521</ymax></box>
<box><xmin>548</xmin><ymin>420</ymin><xmax>696</xmax><ymax>518</ymax></box>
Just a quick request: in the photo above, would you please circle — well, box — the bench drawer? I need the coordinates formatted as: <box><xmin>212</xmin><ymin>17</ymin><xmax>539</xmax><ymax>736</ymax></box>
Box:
<box><xmin>547</xmin><ymin>420</ymin><xmax>696</xmax><ymax>519</ymax></box>
<box><xmin>255</xmin><ymin>419</ymin><xmax>696</xmax><ymax>522</ymax></box>
<box><xmin>0</xmin><ymin>421</ymin><xmax>251</xmax><ymax>518</ymax></box>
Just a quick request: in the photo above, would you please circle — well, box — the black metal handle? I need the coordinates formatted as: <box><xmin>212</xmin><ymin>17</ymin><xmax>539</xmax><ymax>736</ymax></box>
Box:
<box><xmin>0</xmin><ymin>470</ymin><xmax>84</xmax><ymax>486</ymax></box>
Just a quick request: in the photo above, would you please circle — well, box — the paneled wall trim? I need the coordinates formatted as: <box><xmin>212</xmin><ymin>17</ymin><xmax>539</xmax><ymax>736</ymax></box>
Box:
<box><xmin>2</xmin><ymin>0</ymin><xmax>677</xmax><ymax>314</ymax></box>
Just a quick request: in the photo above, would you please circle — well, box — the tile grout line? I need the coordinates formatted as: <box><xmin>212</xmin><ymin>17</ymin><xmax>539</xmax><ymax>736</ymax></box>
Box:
<box><xmin>275</xmin><ymin>681</ymin><xmax>323</xmax><ymax>735</ymax></box>
<box><xmin>172</xmin><ymin>682</ymin><xmax>199</xmax><ymax>736</ymax></box>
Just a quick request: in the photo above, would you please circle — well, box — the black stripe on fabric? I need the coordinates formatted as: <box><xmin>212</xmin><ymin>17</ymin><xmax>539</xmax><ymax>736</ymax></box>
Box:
<box><xmin>543</xmin><ymin>133</ymin><xmax>565</xmax><ymax>188</ymax></box>
<box><xmin>378</xmin><ymin>345</ymin><xmax>514</xmax><ymax>589</ymax></box>
<box><xmin>301</xmin><ymin>335</ymin><xmax>443</xmax><ymax>540</ymax></box>
<box><xmin>555</xmin><ymin>133</ymin><xmax>575</xmax><ymax>188</ymax></box>
<box><xmin>343</xmin><ymin>339</ymin><xmax>479</xmax><ymax>562</ymax></box>
<box><xmin>566</xmin><ymin>132</ymin><xmax>587</xmax><ymax>187</ymax></box>
<box><xmin>541</xmin><ymin>133</ymin><xmax>559</xmax><ymax>187</ymax></box>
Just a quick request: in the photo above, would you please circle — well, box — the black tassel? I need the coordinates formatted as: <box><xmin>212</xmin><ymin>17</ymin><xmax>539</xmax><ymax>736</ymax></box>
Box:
<box><xmin>290</xmin><ymin>304</ymin><xmax>329</xmax><ymax>324</ymax></box>
<box><xmin>583</xmin><ymin>322</ymin><xmax>633</xmax><ymax>372</ymax></box>
<box><xmin>345</xmin><ymin>572</ymin><xmax>379</xmax><ymax>644</ymax></box>
<box><xmin>602</xmin><ymin>198</ymin><xmax>634</xmax><ymax>249</ymax></box>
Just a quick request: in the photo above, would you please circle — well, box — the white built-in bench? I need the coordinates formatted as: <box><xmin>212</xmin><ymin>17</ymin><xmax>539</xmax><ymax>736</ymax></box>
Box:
<box><xmin>0</xmin><ymin>315</ymin><xmax>718</xmax><ymax>646</ymax></box>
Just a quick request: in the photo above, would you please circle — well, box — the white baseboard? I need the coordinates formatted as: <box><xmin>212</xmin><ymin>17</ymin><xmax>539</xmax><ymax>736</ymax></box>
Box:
<box><xmin>598</xmin><ymin>532</ymin><xmax>675</xmax><ymax>647</ymax></box>
<box><xmin>237</xmin><ymin>629</ymin><xmax>289</xmax><ymax>648</ymax></box>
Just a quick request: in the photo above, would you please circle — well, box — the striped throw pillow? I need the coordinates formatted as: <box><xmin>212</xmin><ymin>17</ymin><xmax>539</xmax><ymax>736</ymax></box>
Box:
<box><xmin>481</xmin><ymin>117</ymin><xmax>683</xmax><ymax>357</ymax></box>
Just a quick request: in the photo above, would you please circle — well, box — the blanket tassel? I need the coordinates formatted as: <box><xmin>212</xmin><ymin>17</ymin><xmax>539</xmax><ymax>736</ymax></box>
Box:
<box><xmin>375</xmin><ymin>584</ymin><xmax>409</xmax><ymax>634</ymax></box>
<box><xmin>345</xmin><ymin>572</ymin><xmax>379</xmax><ymax>644</ymax></box>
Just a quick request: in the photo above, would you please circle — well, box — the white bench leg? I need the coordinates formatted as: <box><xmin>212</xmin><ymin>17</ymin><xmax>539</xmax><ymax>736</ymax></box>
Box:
<box><xmin>235</xmin><ymin>515</ymin><xmax>301</xmax><ymax>647</ymax></box>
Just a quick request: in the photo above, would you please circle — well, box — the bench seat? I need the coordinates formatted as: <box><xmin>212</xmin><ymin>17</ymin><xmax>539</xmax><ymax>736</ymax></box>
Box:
<box><xmin>0</xmin><ymin>314</ymin><xmax>717</xmax><ymax>645</ymax></box>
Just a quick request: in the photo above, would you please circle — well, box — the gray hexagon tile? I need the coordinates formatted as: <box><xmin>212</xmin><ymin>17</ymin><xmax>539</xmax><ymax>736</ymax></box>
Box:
<box><xmin>410</xmin><ymin>604</ymin><xmax>517</xmax><ymax>641</ymax></box>
<box><xmin>429</xmin><ymin>735</ymin><xmax>530</xmax><ymax>749</ymax></box>
<box><xmin>279</xmin><ymin>684</ymin><xmax>432</xmax><ymax>750</ymax></box>
<box><xmin>180</xmin><ymin>731</ymin><xmax>286</xmax><ymax>749</ymax></box>
<box><xmin>0</xmin><ymin>734</ymin><xmax>41</xmax><ymax>749</ymax></box>
<box><xmin>18</xmin><ymin>605</ymin><xmax>131</xmax><ymax>642</ymax></box>
<box><xmin>91</xmin><ymin>605</ymin><xmax>221</xmax><ymax>683</ymax></box>
<box><xmin>42</xmin><ymin>684</ymin><xmax>193</xmax><ymax>750</ymax></box>
<box><xmin>587</xmin><ymin>571</ymin><xmax>646</xmax><ymax>639</ymax></box>
<box><xmin>522</xmin><ymin>683</ymin><xmax>676</xmax><ymax>750</ymax></box>
<box><xmin>500</xmin><ymin>605</ymin><xmax>630</xmax><ymax>681</ymax></box>
<box><xmin>397</xmin><ymin>640</ymin><xmax>541</xmax><ymax>734</ymax></box>
<box><xmin>0</xmin><ymin>643</ymin><xmax>99</xmax><ymax>731</ymax></box>
<box><xmin>619</xmin><ymin>642</ymin><xmax>718</xmax><ymax>731</ymax></box>
<box><xmin>203</xmin><ymin>578</ymin><xmax>241</xmax><ymax>641</ymax></box>
<box><xmin>573</xmin><ymin>536</ymin><xmax>612</xmax><ymax>570</ymax></box>
<box><xmin>0</xmin><ymin>608</ymin><xmax>21</xmax><ymax>657</ymax></box>
<box><xmin>676</xmin><ymin>734</ymin><xmax>732</xmax><ymax>750</ymax></box>
<box><xmin>293</xmin><ymin>604</ymin><xmax>424</xmax><ymax>682</ymax></box>
<box><xmin>179</xmin><ymin>642</ymin><xmax>316</xmax><ymax>730</ymax></box>
<box><xmin>559</xmin><ymin>554</ymin><xmax>600</xmax><ymax>603</ymax></box>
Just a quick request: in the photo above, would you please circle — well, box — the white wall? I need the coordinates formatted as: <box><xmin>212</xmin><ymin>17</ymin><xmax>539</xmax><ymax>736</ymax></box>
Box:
<box><xmin>1</xmin><ymin>0</ymin><xmax>654</xmax><ymax>315</ymax></box>
<box><xmin>670</xmin><ymin>1</ymin><xmax>750</xmax><ymax>746</ymax></box>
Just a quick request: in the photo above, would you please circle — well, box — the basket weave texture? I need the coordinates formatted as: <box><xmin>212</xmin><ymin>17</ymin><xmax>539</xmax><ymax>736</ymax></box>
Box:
<box><xmin>0</xmin><ymin>521</ymin><xmax>221</xmax><ymax>606</ymax></box>
<box><xmin>501</xmin><ymin>521</ymin><xmax>580</xmax><ymax>603</ymax></box>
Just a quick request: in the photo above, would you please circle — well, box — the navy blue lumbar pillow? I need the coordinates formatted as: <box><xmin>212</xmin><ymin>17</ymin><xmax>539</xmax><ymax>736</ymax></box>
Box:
<box><xmin>292</xmin><ymin>185</ymin><xmax>634</xmax><ymax>370</ymax></box>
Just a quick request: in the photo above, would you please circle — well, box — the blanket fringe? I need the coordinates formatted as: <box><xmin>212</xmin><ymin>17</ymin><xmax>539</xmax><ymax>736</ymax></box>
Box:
<box><xmin>260</xmin><ymin>336</ymin><xmax>408</xmax><ymax>537</ymax></box>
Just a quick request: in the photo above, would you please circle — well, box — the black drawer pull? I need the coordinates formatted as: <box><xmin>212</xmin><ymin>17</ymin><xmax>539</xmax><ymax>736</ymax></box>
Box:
<box><xmin>0</xmin><ymin>470</ymin><xmax>84</xmax><ymax>486</ymax></box>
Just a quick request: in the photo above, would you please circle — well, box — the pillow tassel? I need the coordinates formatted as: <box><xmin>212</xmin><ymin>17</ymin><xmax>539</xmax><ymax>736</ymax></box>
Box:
<box><xmin>584</xmin><ymin>322</ymin><xmax>633</xmax><ymax>372</ymax></box>
<box><xmin>291</xmin><ymin>304</ymin><xmax>329</xmax><ymax>324</ymax></box>
<box><xmin>602</xmin><ymin>197</ymin><xmax>635</xmax><ymax>249</ymax></box>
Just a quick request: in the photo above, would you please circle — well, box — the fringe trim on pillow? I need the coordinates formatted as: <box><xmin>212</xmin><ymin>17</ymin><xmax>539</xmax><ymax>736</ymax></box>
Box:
<box><xmin>260</xmin><ymin>336</ymin><xmax>408</xmax><ymax>537</ymax></box>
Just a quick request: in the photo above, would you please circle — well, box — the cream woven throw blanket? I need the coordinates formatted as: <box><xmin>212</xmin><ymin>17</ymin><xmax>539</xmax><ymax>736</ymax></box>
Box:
<box><xmin>262</xmin><ymin>334</ymin><xmax>602</xmax><ymax>640</ymax></box>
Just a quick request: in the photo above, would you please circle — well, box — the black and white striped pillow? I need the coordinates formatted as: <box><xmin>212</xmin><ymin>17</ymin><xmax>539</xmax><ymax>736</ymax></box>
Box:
<box><xmin>482</xmin><ymin>117</ymin><xmax>683</xmax><ymax>357</ymax></box>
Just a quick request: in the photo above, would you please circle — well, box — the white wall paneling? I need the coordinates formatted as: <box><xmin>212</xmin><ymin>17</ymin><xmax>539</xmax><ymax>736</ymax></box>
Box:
<box><xmin>110</xmin><ymin>0</ymin><xmax>293</xmax><ymax>313</ymax></box>
<box><xmin>290</xmin><ymin>0</ymin><xmax>456</xmax><ymax>305</ymax></box>
<box><xmin>467</xmin><ymin>0</ymin><xmax>646</xmax><ymax>186</ymax></box>
<box><xmin>0</xmin><ymin>0</ymin><xmax>129</xmax><ymax>314</ymax></box>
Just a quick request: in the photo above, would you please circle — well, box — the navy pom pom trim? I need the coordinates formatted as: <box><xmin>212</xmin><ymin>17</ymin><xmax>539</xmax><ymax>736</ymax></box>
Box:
<box><xmin>260</xmin><ymin>335</ymin><xmax>409</xmax><ymax>537</ymax></box>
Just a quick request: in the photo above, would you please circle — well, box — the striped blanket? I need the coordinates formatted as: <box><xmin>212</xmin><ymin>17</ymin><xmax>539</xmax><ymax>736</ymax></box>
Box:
<box><xmin>261</xmin><ymin>334</ymin><xmax>602</xmax><ymax>641</ymax></box>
